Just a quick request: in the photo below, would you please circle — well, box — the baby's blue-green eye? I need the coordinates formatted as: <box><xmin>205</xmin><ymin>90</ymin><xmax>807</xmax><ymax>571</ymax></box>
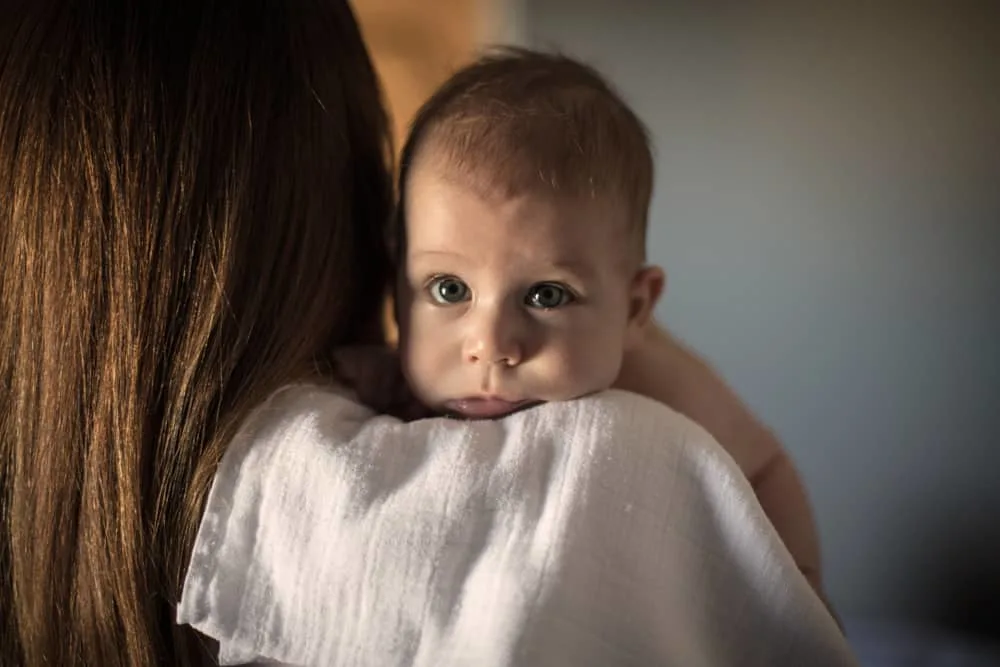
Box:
<box><xmin>428</xmin><ymin>276</ymin><xmax>470</xmax><ymax>304</ymax></box>
<box><xmin>525</xmin><ymin>282</ymin><xmax>574</xmax><ymax>309</ymax></box>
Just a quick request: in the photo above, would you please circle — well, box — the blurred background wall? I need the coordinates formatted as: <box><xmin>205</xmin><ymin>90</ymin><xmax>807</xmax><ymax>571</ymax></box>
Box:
<box><xmin>355</xmin><ymin>0</ymin><xmax>1000</xmax><ymax>637</ymax></box>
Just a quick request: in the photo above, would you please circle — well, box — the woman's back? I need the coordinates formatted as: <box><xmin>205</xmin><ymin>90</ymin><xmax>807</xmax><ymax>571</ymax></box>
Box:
<box><xmin>0</xmin><ymin>1</ymin><xmax>393</xmax><ymax>664</ymax></box>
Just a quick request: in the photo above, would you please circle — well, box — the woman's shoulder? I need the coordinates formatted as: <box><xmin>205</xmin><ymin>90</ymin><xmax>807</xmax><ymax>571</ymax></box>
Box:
<box><xmin>228</xmin><ymin>383</ymin><xmax>743</xmax><ymax>498</ymax></box>
<box><xmin>180</xmin><ymin>384</ymin><xmax>852</xmax><ymax>666</ymax></box>
<box><xmin>241</xmin><ymin>384</ymin><xmax>715</xmax><ymax>447</ymax></box>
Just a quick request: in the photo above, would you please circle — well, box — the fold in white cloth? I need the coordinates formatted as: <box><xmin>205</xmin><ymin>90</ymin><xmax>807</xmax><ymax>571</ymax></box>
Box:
<box><xmin>177</xmin><ymin>385</ymin><xmax>856</xmax><ymax>666</ymax></box>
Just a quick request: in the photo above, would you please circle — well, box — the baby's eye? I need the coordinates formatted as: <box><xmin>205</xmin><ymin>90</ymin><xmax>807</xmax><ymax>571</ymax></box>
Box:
<box><xmin>525</xmin><ymin>282</ymin><xmax>575</xmax><ymax>309</ymax></box>
<box><xmin>428</xmin><ymin>276</ymin><xmax>471</xmax><ymax>304</ymax></box>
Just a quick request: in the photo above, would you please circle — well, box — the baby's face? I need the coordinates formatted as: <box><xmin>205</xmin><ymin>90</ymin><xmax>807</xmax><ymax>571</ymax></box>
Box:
<box><xmin>397</xmin><ymin>162</ymin><xmax>660</xmax><ymax>419</ymax></box>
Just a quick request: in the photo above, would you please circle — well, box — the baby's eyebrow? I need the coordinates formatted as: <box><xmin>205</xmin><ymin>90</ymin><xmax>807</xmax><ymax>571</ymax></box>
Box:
<box><xmin>407</xmin><ymin>248</ymin><xmax>472</xmax><ymax>263</ymax></box>
<box><xmin>408</xmin><ymin>249</ymin><xmax>469</xmax><ymax>262</ymax></box>
<box><xmin>407</xmin><ymin>251</ymin><xmax>598</xmax><ymax>280</ymax></box>
<box><xmin>544</xmin><ymin>260</ymin><xmax>596</xmax><ymax>278</ymax></box>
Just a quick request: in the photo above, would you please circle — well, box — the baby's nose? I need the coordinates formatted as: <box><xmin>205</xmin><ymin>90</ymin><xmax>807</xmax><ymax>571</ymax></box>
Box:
<box><xmin>463</xmin><ymin>309</ymin><xmax>524</xmax><ymax>367</ymax></box>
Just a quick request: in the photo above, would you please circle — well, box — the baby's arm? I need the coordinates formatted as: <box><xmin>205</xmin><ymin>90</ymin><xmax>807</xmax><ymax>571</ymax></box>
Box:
<box><xmin>616</xmin><ymin>326</ymin><xmax>835</xmax><ymax>615</ymax></box>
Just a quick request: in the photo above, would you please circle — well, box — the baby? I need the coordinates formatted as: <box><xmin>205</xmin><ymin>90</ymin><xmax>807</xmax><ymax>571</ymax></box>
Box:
<box><xmin>344</xmin><ymin>47</ymin><xmax>831</xmax><ymax>610</ymax></box>
<box><xmin>394</xmin><ymin>48</ymin><xmax>662</xmax><ymax>421</ymax></box>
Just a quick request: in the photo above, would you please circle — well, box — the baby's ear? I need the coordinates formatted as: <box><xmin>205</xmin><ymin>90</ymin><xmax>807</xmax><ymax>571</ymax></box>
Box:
<box><xmin>625</xmin><ymin>265</ymin><xmax>665</xmax><ymax>347</ymax></box>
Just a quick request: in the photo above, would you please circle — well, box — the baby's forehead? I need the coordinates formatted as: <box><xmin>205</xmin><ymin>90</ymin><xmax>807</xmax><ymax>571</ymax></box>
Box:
<box><xmin>413</xmin><ymin>171</ymin><xmax>624</xmax><ymax>233</ymax></box>
<box><xmin>409</xmin><ymin>154</ymin><xmax>629</xmax><ymax>225</ymax></box>
<box><xmin>406</xmin><ymin>201</ymin><xmax>633</xmax><ymax>283</ymax></box>
<box><xmin>412</xmin><ymin>139</ymin><xmax>620</xmax><ymax>208</ymax></box>
<box><xmin>402</xmin><ymin>152</ymin><xmax>643</xmax><ymax>268</ymax></box>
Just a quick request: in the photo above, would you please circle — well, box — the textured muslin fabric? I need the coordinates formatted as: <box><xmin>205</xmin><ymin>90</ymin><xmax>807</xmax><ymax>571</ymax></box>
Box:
<box><xmin>177</xmin><ymin>385</ymin><xmax>855</xmax><ymax>666</ymax></box>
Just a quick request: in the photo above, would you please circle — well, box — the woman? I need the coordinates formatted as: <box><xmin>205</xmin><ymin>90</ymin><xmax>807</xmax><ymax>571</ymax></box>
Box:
<box><xmin>0</xmin><ymin>1</ymin><xmax>847</xmax><ymax>665</ymax></box>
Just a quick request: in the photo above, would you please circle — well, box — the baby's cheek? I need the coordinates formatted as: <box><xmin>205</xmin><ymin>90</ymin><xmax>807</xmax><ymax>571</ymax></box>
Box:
<box><xmin>404</xmin><ymin>327</ymin><xmax>466</xmax><ymax>406</ymax></box>
<box><xmin>398</xmin><ymin>328</ymin><xmax>435</xmax><ymax>400</ymax></box>
<box><xmin>399</xmin><ymin>345</ymin><xmax>431</xmax><ymax>397</ymax></box>
<box><xmin>546</xmin><ymin>334</ymin><xmax>623</xmax><ymax>398</ymax></box>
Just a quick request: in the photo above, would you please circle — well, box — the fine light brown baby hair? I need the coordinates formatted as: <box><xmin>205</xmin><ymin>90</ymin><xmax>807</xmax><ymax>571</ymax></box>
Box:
<box><xmin>395</xmin><ymin>46</ymin><xmax>654</xmax><ymax>262</ymax></box>
<box><xmin>0</xmin><ymin>1</ymin><xmax>392</xmax><ymax>665</ymax></box>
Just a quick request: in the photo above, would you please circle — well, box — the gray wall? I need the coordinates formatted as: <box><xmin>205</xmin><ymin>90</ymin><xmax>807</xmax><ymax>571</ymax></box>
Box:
<box><xmin>523</xmin><ymin>0</ymin><xmax>1000</xmax><ymax>632</ymax></box>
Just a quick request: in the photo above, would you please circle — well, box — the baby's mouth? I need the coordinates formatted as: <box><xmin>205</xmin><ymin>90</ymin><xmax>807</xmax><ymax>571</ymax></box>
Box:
<box><xmin>443</xmin><ymin>396</ymin><xmax>541</xmax><ymax>420</ymax></box>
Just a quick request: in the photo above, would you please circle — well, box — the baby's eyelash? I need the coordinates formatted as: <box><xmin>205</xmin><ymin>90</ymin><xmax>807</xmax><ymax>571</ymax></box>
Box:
<box><xmin>524</xmin><ymin>282</ymin><xmax>580</xmax><ymax>310</ymax></box>
<box><xmin>421</xmin><ymin>273</ymin><xmax>448</xmax><ymax>288</ymax></box>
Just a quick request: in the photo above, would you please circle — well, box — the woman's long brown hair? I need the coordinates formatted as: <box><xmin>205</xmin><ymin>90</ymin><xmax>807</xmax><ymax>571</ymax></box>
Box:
<box><xmin>0</xmin><ymin>1</ymin><xmax>393</xmax><ymax>664</ymax></box>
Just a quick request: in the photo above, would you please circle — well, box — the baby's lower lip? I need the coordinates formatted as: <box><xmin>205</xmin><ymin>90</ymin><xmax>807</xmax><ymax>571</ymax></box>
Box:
<box><xmin>444</xmin><ymin>397</ymin><xmax>537</xmax><ymax>419</ymax></box>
